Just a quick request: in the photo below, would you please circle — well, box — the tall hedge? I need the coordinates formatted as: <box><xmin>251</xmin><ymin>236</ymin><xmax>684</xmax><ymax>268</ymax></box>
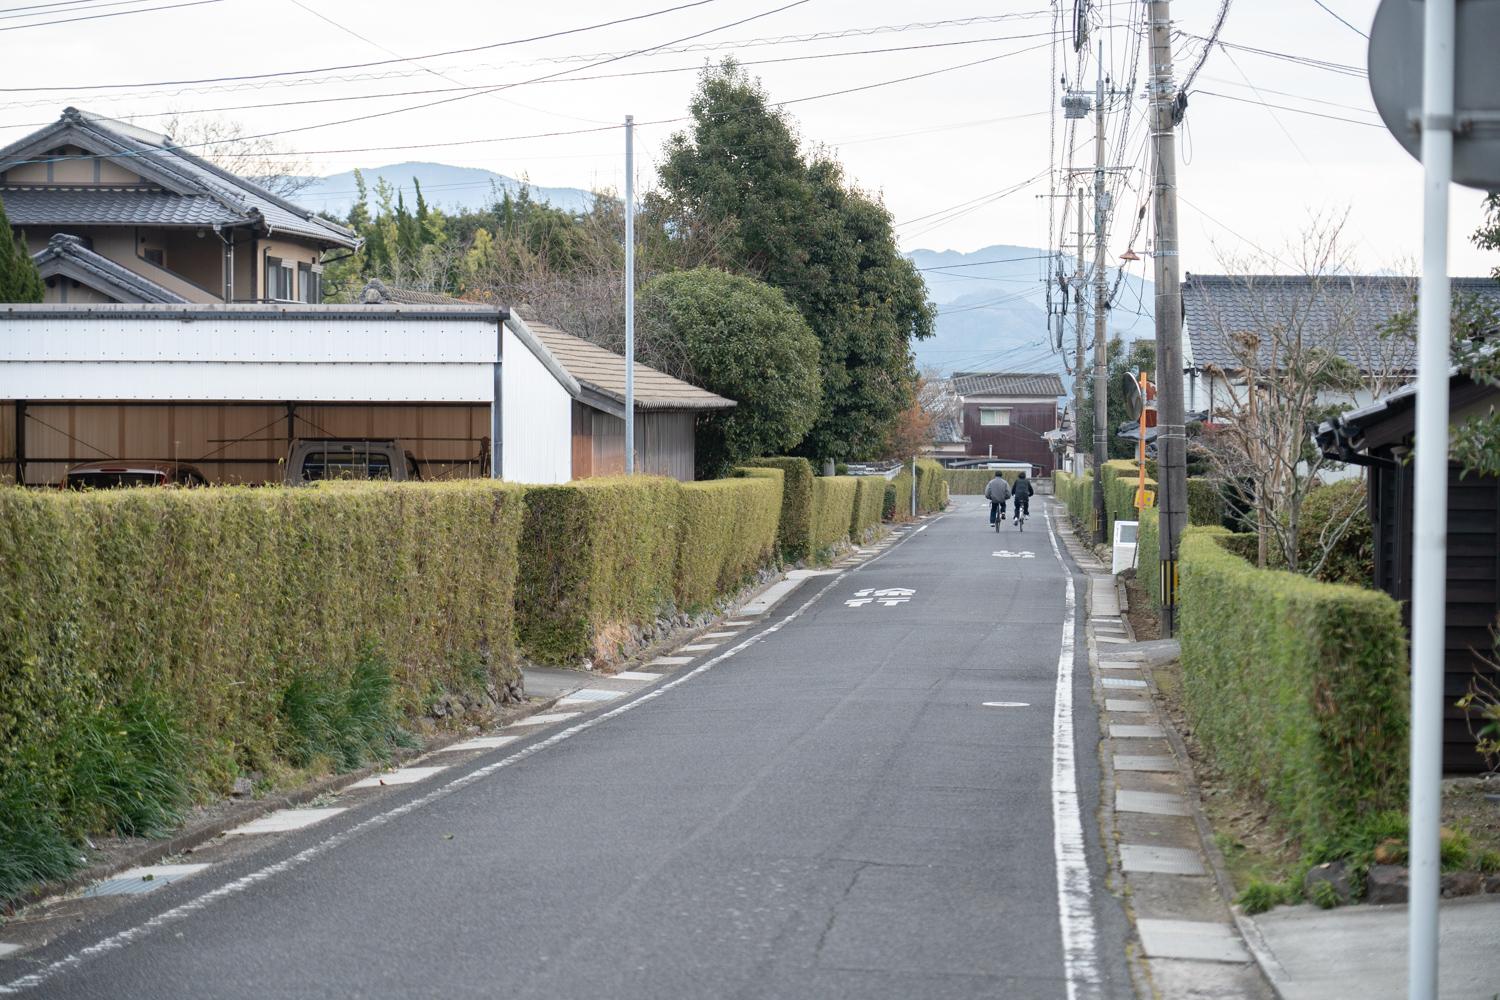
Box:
<box><xmin>516</xmin><ymin>477</ymin><xmax>680</xmax><ymax>664</ymax></box>
<box><xmin>676</xmin><ymin>474</ymin><xmax>783</xmax><ymax>609</ymax></box>
<box><xmin>1178</xmin><ymin>529</ymin><xmax>1409</xmax><ymax>845</ymax></box>
<box><xmin>741</xmin><ymin>457</ymin><xmax>815</xmax><ymax>561</ymax></box>
<box><xmin>1055</xmin><ymin>470</ymin><xmax>1097</xmax><ymax>536</ymax></box>
<box><xmin>942</xmin><ymin>469</ymin><xmax>1021</xmax><ymax>494</ymax></box>
<box><xmin>810</xmin><ymin>475</ymin><xmax>858</xmax><ymax>556</ymax></box>
<box><xmin>1186</xmin><ymin>478</ymin><xmax>1225</xmax><ymax>526</ymax></box>
<box><xmin>0</xmin><ymin>481</ymin><xmax>524</xmax><ymax>897</ymax></box>
<box><xmin>915</xmin><ymin>459</ymin><xmax>948</xmax><ymax>512</ymax></box>
<box><xmin>850</xmin><ymin>476</ymin><xmax>885</xmax><ymax>541</ymax></box>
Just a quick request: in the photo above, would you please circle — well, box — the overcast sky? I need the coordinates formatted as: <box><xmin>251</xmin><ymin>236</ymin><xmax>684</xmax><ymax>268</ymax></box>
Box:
<box><xmin>2</xmin><ymin>0</ymin><xmax>1493</xmax><ymax>277</ymax></box>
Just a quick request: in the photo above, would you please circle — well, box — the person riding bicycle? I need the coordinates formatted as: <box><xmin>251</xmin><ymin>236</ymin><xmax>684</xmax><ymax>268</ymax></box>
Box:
<box><xmin>1010</xmin><ymin>471</ymin><xmax>1034</xmax><ymax>523</ymax></box>
<box><xmin>983</xmin><ymin>471</ymin><xmax>1010</xmax><ymax>526</ymax></box>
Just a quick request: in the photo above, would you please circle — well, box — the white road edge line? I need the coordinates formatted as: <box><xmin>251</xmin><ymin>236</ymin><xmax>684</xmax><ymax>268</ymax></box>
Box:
<box><xmin>0</xmin><ymin>512</ymin><xmax>938</xmax><ymax>996</ymax></box>
<box><xmin>1043</xmin><ymin>504</ymin><xmax>1104</xmax><ymax>1000</ymax></box>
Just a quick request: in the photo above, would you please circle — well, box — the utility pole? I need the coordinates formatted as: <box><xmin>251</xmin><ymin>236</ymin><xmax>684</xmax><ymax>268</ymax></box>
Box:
<box><xmin>623</xmin><ymin>114</ymin><xmax>636</xmax><ymax>475</ymax></box>
<box><xmin>1148</xmin><ymin>0</ymin><xmax>1186</xmax><ymax>631</ymax></box>
<box><xmin>1090</xmin><ymin>43</ymin><xmax>1109</xmax><ymax>545</ymax></box>
<box><xmin>1075</xmin><ymin>186</ymin><xmax>1087</xmax><ymax>476</ymax></box>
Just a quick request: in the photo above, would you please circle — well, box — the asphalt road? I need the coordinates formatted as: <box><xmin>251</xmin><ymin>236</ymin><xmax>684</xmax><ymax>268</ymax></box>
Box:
<box><xmin>10</xmin><ymin>496</ymin><xmax>1133</xmax><ymax>999</ymax></box>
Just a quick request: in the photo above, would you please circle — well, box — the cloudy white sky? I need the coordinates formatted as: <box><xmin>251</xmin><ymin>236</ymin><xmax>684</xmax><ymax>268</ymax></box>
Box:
<box><xmin>2</xmin><ymin>0</ymin><xmax>1493</xmax><ymax>277</ymax></box>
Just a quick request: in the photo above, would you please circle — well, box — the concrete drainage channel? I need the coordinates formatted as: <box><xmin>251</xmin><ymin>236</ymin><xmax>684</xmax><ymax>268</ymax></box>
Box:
<box><xmin>1052</xmin><ymin>516</ymin><xmax>1277</xmax><ymax>1000</ymax></box>
<box><xmin>0</xmin><ymin>519</ymin><xmax>929</xmax><ymax>964</ymax></box>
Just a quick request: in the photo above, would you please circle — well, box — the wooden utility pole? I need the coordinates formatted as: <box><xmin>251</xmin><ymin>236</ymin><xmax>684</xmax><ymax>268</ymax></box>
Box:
<box><xmin>1090</xmin><ymin>44</ymin><xmax>1109</xmax><ymax>544</ymax></box>
<box><xmin>1148</xmin><ymin>0</ymin><xmax>1186</xmax><ymax>629</ymax></box>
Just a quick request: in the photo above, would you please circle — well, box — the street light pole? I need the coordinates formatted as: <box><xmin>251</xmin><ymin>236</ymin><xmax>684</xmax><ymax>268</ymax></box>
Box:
<box><xmin>1091</xmin><ymin>43</ymin><xmax>1109</xmax><ymax>545</ymax></box>
<box><xmin>624</xmin><ymin>114</ymin><xmax>636</xmax><ymax>475</ymax></box>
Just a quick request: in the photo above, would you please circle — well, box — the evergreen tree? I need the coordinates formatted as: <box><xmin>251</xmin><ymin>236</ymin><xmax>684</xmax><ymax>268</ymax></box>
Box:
<box><xmin>658</xmin><ymin>61</ymin><xmax>934</xmax><ymax>464</ymax></box>
<box><xmin>0</xmin><ymin>194</ymin><xmax>43</xmax><ymax>303</ymax></box>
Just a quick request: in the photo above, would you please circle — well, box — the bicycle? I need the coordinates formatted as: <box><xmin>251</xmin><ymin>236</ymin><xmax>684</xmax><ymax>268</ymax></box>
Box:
<box><xmin>1013</xmin><ymin>503</ymin><xmax>1028</xmax><ymax>532</ymax></box>
<box><xmin>992</xmin><ymin>502</ymin><xmax>1005</xmax><ymax>533</ymax></box>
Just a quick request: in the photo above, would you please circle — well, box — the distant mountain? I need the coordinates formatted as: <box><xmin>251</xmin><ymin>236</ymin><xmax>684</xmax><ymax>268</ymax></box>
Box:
<box><xmin>906</xmin><ymin>244</ymin><xmax>1156</xmax><ymax>396</ymax></box>
<box><xmin>296</xmin><ymin>162</ymin><xmax>596</xmax><ymax>219</ymax></box>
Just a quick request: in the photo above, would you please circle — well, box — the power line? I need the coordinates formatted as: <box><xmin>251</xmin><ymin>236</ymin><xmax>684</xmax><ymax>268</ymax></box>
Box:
<box><xmin>917</xmin><ymin>252</ymin><xmax>1056</xmax><ymax>272</ymax></box>
<box><xmin>0</xmin><ymin>0</ymin><xmax>155</xmax><ymax>23</ymax></box>
<box><xmin>1176</xmin><ymin>34</ymin><xmax>1366</xmax><ymax>78</ymax></box>
<box><xmin>0</xmin><ymin>0</ymin><xmax>728</xmax><ymax>91</ymax></box>
<box><xmin>1194</xmin><ymin>89</ymin><xmax>1385</xmax><ymax>127</ymax></box>
<box><xmin>1309</xmin><ymin>0</ymin><xmax>1367</xmax><ymax>39</ymax></box>
<box><xmin>0</xmin><ymin>0</ymin><xmax>218</xmax><ymax>31</ymax></box>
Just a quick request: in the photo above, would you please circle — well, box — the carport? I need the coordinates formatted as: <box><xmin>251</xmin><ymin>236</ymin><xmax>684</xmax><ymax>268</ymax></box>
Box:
<box><xmin>0</xmin><ymin>302</ymin><xmax>509</xmax><ymax>486</ymax></box>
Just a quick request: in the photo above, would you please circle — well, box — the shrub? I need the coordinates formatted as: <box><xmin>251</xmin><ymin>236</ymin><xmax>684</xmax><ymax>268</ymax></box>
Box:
<box><xmin>1187</xmin><ymin>478</ymin><xmax>1225</xmax><ymax>526</ymax></box>
<box><xmin>915</xmin><ymin>459</ymin><xmax>947</xmax><ymax>512</ymax></box>
<box><xmin>810</xmin><ymin>476</ymin><xmax>858</xmax><ymax>557</ymax></box>
<box><xmin>0</xmin><ymin>480</ymin><xmax>525</xmax><ymax>901</ymax></box>
<box><xmin>887</xmin><ymin>468</ymin><xmax>914</xmax><ymax>522</ymax></box>
<box><xmin>741</xmin><ymin>457</ymin><xmax>815</xmax><ymax>561</ymax></box>
<box><xmin>676</xmin><ymin>474</ymin><xmax>783</xmax><ymax>609</ymax></box>
<box><xmin>1178</xmin><ymin>529</ymin><xmax>1408</xmax><ymax>846</ymax></box>
<box><xmin>1056</xmin><ymin>470</ymin><xmax>1097</xmax><ymax>536</ymax></box>
<box><xmin>637</xmin><ymin>269</ymin><xmax>822</xmax><ymax>477</ymax></box>
<box><xmin>942</xmin><ymin>469</ymin><xmax>1020</xmax><ymax>495</ymax></box>
<box><xmin>1292</xmin><ymin>479</ymin><xmax>1373</xmax><ymax>586</ymax></box>
<box><xmin>516</xmin><ymin>476</ymin><xmax>680</xmax><ymax>665</ymax></box>
<box><xmin>850</xmin><ymin>476</ymin><xmax>886</xmax><ymax>542</ymax></box>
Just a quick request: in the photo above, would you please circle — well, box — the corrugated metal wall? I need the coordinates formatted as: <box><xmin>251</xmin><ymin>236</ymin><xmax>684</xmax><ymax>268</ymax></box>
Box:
<box><xmin>585</xmin><ymin>410</ymin><xmax>696</xmax><ymax>481</ymax></box>
<box><xmin>501</xmin><ymin>324</ymin><xmax>573</xmax><ymax>484</ymax></box>
<box><xmin>3</xmin><ymin>402</ymin><xmax>490</xmax><ymax>486</ymax></box>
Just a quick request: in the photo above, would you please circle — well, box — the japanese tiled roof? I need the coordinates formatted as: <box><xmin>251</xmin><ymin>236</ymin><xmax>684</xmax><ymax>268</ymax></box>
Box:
<box><xmin>1182</xmin><ymin>272</ymin><xmax>1500</xmax><ymax>374</ymax></box>
<box><xmin>525</xmin><ymin>319</ymin><xmax>736</xmax><ymax>412</ymax></box>
<box><xmin>0</xmin><ymin>108</ymin><xmax>356</xmax><ymax>248</ymax></box>
<box><xmin>950</xmin><ymin>372</ymin><xmax>1067</xmax><ymax>397</ymax></box>
<box><xmin>32</xmin><ymin>233</ymin><xmax>186</xmax><ymax>303</ymax></box>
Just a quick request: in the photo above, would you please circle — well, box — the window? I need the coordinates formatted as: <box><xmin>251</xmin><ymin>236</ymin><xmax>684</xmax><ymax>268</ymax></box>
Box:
<box><xmin>297</xmin><ymin>263</ymin><xmax>322</xmax><ymax>304</ymax></box>
<box><xmin>265</xmin><ymin>256</ymin><xmax>294</xmax><ymax>301</ymax></box>
<box><xmin>979</xmin><ymin>407</ymin><xmax>1012</xmax><ymax>427</ymax></box>
<box><xmin>142</xmin><ymin>248</ymin><xmax>164</xmax><ymax>268</ymax></box>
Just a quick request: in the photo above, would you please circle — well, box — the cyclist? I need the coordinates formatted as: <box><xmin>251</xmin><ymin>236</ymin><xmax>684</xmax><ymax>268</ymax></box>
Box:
<box><xmin>1011</xmin><ymin>471</ymin><xmax>1034</xmax><ymax>525</ymax></box>
<box><xmin>984</xmin><ymin>471</ymin><xmax>1010</xmax><ymax>526</ymax></box>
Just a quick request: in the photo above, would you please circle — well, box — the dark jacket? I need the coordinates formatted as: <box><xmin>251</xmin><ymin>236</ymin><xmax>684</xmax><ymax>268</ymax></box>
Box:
<box><xmin>1011</xmin><ymin>476</ymin><xmax>1034</xmax><ymax>500</ymax></box>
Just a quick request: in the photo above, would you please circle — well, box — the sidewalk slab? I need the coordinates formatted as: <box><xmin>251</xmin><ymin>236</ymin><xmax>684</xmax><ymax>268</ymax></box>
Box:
<box><xmin>1116</xmin><ymin>789</ymin><xmax>1189</xmax><ymax>816</ymax></box>
<box><xmin>1137</xmin><ymin>919</ymin><xmax>1250</xmax><ymax>963</ymax></box>
<box><xmin>1250</xmin><ymin>896</ymin><xmax>1500</xmax><ymax>1000</ymax></box>
<box><xmin>1120</xmin><ymin>844</ymin><xmax>1206</xmax><ymax>876</ymax></box>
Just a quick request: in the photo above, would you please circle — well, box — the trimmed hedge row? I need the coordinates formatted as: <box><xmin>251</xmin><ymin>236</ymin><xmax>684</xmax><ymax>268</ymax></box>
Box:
<box><xmin>676</xmin><ymin>475</ymin><xmax>784</xmax><ymax>610</ymax></box>
<box><xmin>915</xmin><ymin>459</ymin><xmax>948</xmax><ymax>513</ymax></box>
<box><xmin>941</xmin><ymin>469</ymin><xmax>1021</xmax><ymax>494</ymax></box>
<box><xmin>516</xmin><ymin>476</ymin><xmax>684</xmax><ymax>665</ymax></box>
<box><xmin>1</xmin><ymin>481</ymin><xmax>525</xmax><ymax>898</ymax></box>
<box><xmin>1055</xmin><ymin>470</ymin><xmax>1097</xmax><ymax>536</ymax></box>
<box><xmin>850</xmin><ymin>476</ymin><xmax>886</xmax><ymax>542</ymax></box>
<box><xmin>1178</xmin><ymin>529</ymin><xmax>1409</xmax><ymax>846</ymax></box>
<box><xmin>1187</xmin><ymin>478</ymin><xmax>1225</xmax><ymax>526</ymax></box>
<box><xmin>741</xmin><ymin>457</ymin><xmax>815</xmax><ymax>561</ymax></box>
<box><xmin>810</xmin><ymin>476</ymin><xmax>860</xmax><ymax>557</ymax></box>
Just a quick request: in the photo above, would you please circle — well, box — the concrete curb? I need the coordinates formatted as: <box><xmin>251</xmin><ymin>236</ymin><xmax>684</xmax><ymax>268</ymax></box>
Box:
<box><xmin>3</xmin><ymin>691</ymin><xmax>567</xmax><ymax>916</ymax></box>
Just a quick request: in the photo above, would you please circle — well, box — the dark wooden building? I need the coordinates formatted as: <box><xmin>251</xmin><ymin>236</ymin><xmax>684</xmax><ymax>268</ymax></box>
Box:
<box><xmin>1318</xmin><ymin>372</ymin><xmax>1500</xmax><ymax>772</ymax></box>
<box><xmin>949</xmin><ymin>372</ymin><xmax>1066</xmax><ymax>474</ymax></box>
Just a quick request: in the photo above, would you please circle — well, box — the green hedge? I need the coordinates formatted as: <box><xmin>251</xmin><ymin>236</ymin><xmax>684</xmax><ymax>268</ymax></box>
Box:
<box><xmin>741</xmin><ymin>457</ymin><xmax>815</xmax><ymax>561</ymax></box>
<box><xmin>886</xmin><ymin>469</ymin><xmax>913</xmax><ymax>522</ymax></box>
<box><xmin>941</xmin><ymin>469</ymin><xmax>1021</xmax><ymax>494</ymax></box>
<box><xmin>0</xmin><ymin>481</ymin><xmax>524</xmax><ymax>899</ymax></box>
<box><xmin>1055</xmin><ymin>470</ymin><xmax>1097</xmax><ymax>536</ymax></box>
<box><xmin>915</xmin><ymin>459</ymin><xmax>948</xmax><ymax>513</ymax></box>
<box><xmin>810</xmin><ymin>475</ymin><xmax>858</xmax><ymax>557</ymax></box>
<box><xmin>1187</xmin><ymin>478</ymin><xmax>1225</xmax><ymax>526</ymax></box>
<box><xmin>1178</xmin><ymin>529</ymin><xmax>1408</xmax><ymax>845</ymax></box>
<box><xmin>850</xmin><ymin>476</ymin><xmax>886</xmax><ymax>541</ymax></box>
<box><xmin>516</xmin><ymin>477</ymin><xmax>679</xmax><ymax>665</ymax></box>
<box><xmin>676</xmin><ymin>475</ymin><xmax>783</xmax><ymax>610</ymax></box>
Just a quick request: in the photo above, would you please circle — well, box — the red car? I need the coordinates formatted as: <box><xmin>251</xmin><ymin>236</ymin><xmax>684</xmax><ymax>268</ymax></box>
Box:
<box><xmin>62</xmin><ymin>461</ymin><xmax>208</xmax><ymax>489</ymax></box>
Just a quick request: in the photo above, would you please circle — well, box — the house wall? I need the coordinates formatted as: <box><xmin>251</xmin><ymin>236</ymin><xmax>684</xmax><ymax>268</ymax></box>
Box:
<box><xmin>259</xmin><ymin>237</ymin><xmax>323</xmax><ymax>302</ymax></box>
<box><xmin>500</xmin><ymin>323</ymin><xmax>573</xmax><ymax>484</ymax></box>
<box><xmin>581</xmin><ymin>408</ymin><xmax>696</xmax><ymax>482</ymax></box>
<box><xmin>23</xmin><ymin>227</ymin><xmax>220</xmax><ymax>303</ymax></box>
<box><xmin>42</xmin><ymin>278</ymin><xmax>116</xmax><ymax>304</ymax></box>
<box><xmin>1</xmin><ymin>145</ymin><xmax>145</xmax><ymax>185</ymax></box>
<box><xmin>959</xmin><ymin>395</ymin><xmax>1058</xmax><ymax>473</ymax></box>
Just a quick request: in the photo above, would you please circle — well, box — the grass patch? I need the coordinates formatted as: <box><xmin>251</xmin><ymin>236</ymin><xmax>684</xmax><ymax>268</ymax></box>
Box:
<box><xmin>279</xmin><ymin>645</ymin><xmax>416</xmax><ymax>773</ymax></box>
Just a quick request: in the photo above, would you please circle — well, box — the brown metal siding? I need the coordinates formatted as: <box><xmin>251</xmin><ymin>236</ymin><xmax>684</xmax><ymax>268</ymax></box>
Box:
<box><xmin>960</xmin><ymin>401</ymin><xmax>1057</xmax><ymax>472</ymax></box>
<box><xmin>583</xmin><ymin>409</ymin><xmax>696</xmax><ymax>481</ymax></box>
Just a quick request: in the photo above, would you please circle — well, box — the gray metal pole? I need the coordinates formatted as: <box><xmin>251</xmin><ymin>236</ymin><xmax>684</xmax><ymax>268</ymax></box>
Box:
<box><xmin>624</xmin><ymin>114</ymin><xmax>636</xmax><ymax>476</ymax></box>
<box><xmin>910</xmin><ymin>455</ymin><xmax>917</xmax><ymax>517</ymax></box>
<box><xmin>1408</xmin><ymin>5</ymin><xmax>1455</xmax><ymax>995</ymax></box>
<box><xmin>1149</xmin><ymin>0</ymin><xmax>1187</xmax><ymax>630</ymax></box>
<box><xmin>1091</xmin><ymin>45</ymin><xmax>1109</xmax><ymax>545</ymax></box>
